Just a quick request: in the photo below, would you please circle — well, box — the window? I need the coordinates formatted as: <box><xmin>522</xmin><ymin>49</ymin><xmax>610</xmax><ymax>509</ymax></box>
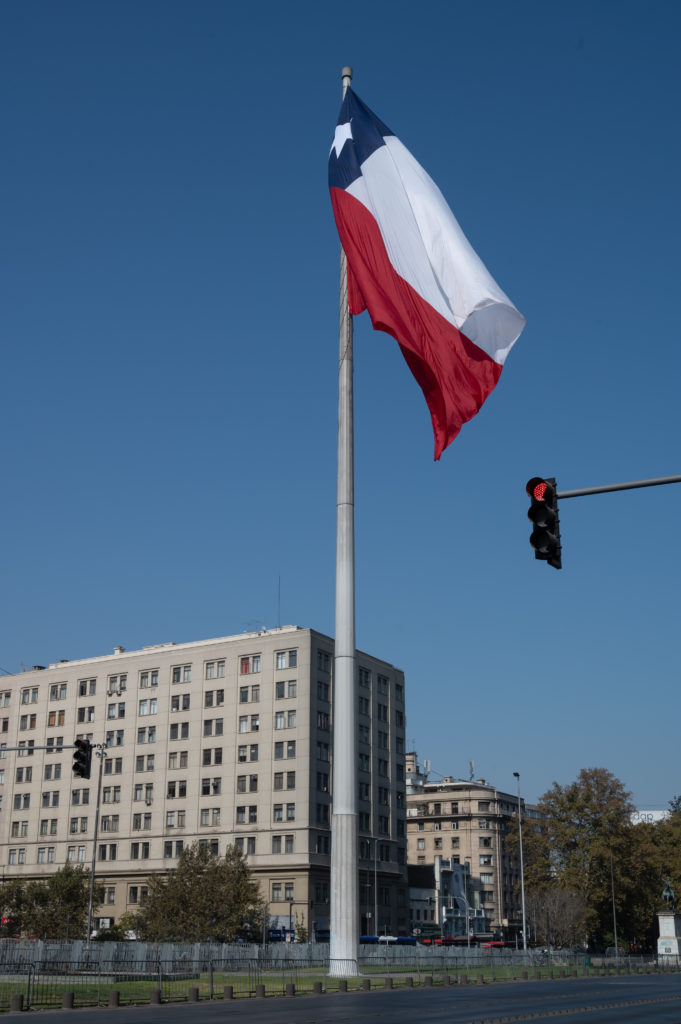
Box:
<box><xmin>167</xmin><ymin>751</ymin><xmax>188</xmax><ymax>769</ymax></box>
<box><xmin>137</xmin><ymin>726</ymin><xmax>156</xmax><ymax>743</ymax></box>
<box><xmin>47</xmin><ymin>710</ymin><xmax>65</xmax><ymax>727</ymax></box>
<box><xmin>21</xmin><ymin>687</ymin><xmax>39</xmax><ymax>704</ymax></box>
<box><xmin>139</xmin><ymin>669</ymin><xmax>159</xmax><ymax>688</ymax></box>
<box><xmin>317</xmin><ymin>681</ymin><xmax>329</xmax><ymax>701</ymax></box>
<box><xmin>395</xmin><ymin>710</ymin><xmax>404</xmax><ymax>728</ymax></box>
<box><xmin>317</xmin><ymin>711</ymin><xmax>329</xmax><ymax>731</ymax></box>
<box><xmin>377</xmin><ymin>675</ymin><xmax>389</xmax><ymax>694</ymax></box>
<box><xmin>203</xmin><ymin>718</ymin><xmax>224</xmax><ymax>737</ymax></box>
<box><xmin>202</xmin><ymin>748</ymin><xmax>222</xmax><ymax>766</ymax></box>
<box><xmin>239</xmin><ymin>655</ymin><xmax>260</xmax><ymax>675</ymax></box>
<box><xmin>479</xmin><ymin>836</ymin><xmax>492</xmax><ymax>848</ymax></box>
<box><xmin>316</xmin><ymin>741</ymin><xmax>329</xmax><ymax>762</ymax></box>
<box><xmin>108</xmin><ymin>674</ymin><xmax>127</xmax><ymax>693</ymax></box>
<box><xmin>272</xmin><ymin>883</ymin><xmax>282</xmax><ymax>902</ymax></box>
<box><xmin>135</xmin><ymin>755</ymin><xmax>154</xmax><ymax>772</ymax></box>
<box><xmin>107</xmin><ymin>702</ymin><xmax>125</xmax><ymax>720</ymax></box>
<box><xmin>101</xmin><ymin>815</ymin><xmax>119</xmax><ymax>833</ymax></box>
<box><xmin>318</xmin><ymin>772</ymin><xmax>330</xmax><ymax>793</ymax></box>
<box><xmin>358</xmin><ymin>667</ymin><xmax>371</xmax><ymax>688</ymax></box>
<box><xmin>377</xmin><ymin>759</ymin><xmax>389</xmax><ymax>777</ymax></box>
<box><xmin>200</xmin><ymin>808</ymin><xmax>220</xmax><ymax>827</ymax></box>
<box><xmin>171</xmin><ymin>693</ymin><xmax>191</xmax><ymax>712</ymax></box>
<box><xmin>16</xmin><ymin>766</ymin><xmax>32</xmax><ymax>784</ymax></box>
<box><xmin>238</xmin><ymin>744</ymin><xmax>258</xmax><ymax>762</ymax></box>
<box><xmin>480</xmin><ymin>854</ymin><xmax>493</xmax><ymax>865</ymax></box>
<box><xmin>166</xmin><ymin>780</ymin><xmax>187</xmax><ymax>799</ymax></box>
<box><xmin>274</xmin><ymin>711</ymin><xmax>285</xmax><ymax>730</ymax></box>
<box><xmin>204</xmin><ymin>689</ymin><xmax>224</xmax><ymax>708</ymax></box>
<box><xmin>317</xmin><ymin>650</ymin><xmax>331</xmax><ymax>672</ymax></box>
<box><xmin>51</xmin><ymin>682</ymin><xmax>69</xmax><ymax>700</ymax></box>
<box><xmin>98</xmin><ymin>844</ymin><xmax>117</xmax><ymax>861</ymax></box>
<box><xmin>138</xmin><ymin>698</ymin><xmax>158</xmax><ymax>716</ymax></box>
<box><xmin>164</xmin><ymin>840</ymin><xmax>184</xmax><ymax>858</ymax></box>
<box><xmin>276</xmin><ymin>650</ymin><xmax>297</xmax><ymax>669</ymax></box>
<box><xmin>316</xmin><ymin>803</ymin><xmax>330</xmax><ymax>824</ymax></box>
<box><xmin>359</xmin><ymin>753</ymin><xmax>370</xmax><ymax>772</ymax></box>
<box><xmin>77</xmin><ymin>706</ymin><xmax>96</xmax><ymax>724</ymax></box>
<box><xmin>169</xmin><ymin>722</ymin><xmax>190</xmax><ymax>740</ymax></box>
<box><xmin>130</xmin><ymin>842</ymin><xmax>150</xmax><ymax>860</ymax></box>
<box><xmin>478</xmin><ymin>801</ymin><xmax>491</xmax><ymax>812</ymax></box>
<box><xmin>479</xmin><ymin>819</ymin><xmax>490</xmax><ymax>830</ymax></box>
<box><xmin>358</xmin><ymin>724</ymin><xmax>369</xmax><ymax>743</ymax></box>
<box><xmin>316</xmin><ymin>834</ymin><xmax>330</xmax><ymax>854</ymax></box>
<box><xmin>205</xmin><ymin>660</ymin><xmax>225</xmax><ymax>679</ymax></box>
<box><xmin>286</xmin><ymin>802</ymin><xmax>295</xmax><ymax>821</ymax></box>
<box><xmin>172</xmin><ymin>665</ymin><xmax>192</xmax><ymax>684</ymax></box>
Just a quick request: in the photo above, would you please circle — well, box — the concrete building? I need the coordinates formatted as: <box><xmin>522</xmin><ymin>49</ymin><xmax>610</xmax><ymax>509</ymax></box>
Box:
<box><xmin>0</xmin><ymin>627</ymin><xmax>408</xmax><ymax>938</ymax></box>
<box><xmin>406</xmin><ymin>753</ymin><xmax>525</xmax><ymax>942</ymax></box>
<box><xmin>408</xmin><ymin>856</ymin><xmax>488</xmax><ymax>941</ymax></box>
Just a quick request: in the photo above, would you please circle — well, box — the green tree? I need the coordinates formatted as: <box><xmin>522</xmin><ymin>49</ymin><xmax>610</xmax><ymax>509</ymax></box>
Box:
<box><xmin>0</xmin><ymin>866</ymin><xmax>102</xmax><ymax>940</ymax></box>
<box><xmin>132</xmin><ymin>842</ymin><xmax>264</xmax><ymax>942</ymax></box>
<box><xmin>511</xmin><ymin>768</ymin><xmax>646</xmax><ymax>950</ymax></box>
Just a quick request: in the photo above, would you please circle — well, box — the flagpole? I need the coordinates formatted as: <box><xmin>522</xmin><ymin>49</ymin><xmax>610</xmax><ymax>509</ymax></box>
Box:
<box><xmin>329</xmin><ymin>64</ymin><xmax>359</xmax><ymax>977</ymax></box>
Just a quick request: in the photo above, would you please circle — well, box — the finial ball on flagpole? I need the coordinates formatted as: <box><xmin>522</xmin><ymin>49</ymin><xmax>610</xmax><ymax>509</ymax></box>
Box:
<box><xmin>341</xmin><ymin>66</ymin><xmax>353</xmax><ymax>80</ymax></box>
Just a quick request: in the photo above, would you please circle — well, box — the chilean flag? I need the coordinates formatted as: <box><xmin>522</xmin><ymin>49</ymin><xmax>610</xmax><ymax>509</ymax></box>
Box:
<box><xmin>329</xmin><ymin>88</ymin><xmax>525</xmax><ymax>459</ymax></box>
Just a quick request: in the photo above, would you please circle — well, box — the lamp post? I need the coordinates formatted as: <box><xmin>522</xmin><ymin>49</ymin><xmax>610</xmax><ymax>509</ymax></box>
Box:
<box><xmin>513</xmin><ymin>772</ymin><xmax>528</xmax><ymax>952</ymax></box>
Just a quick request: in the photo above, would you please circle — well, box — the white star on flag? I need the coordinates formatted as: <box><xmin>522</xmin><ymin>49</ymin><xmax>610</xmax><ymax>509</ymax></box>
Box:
<box><xmin>330</xmin><ymin>120</ymin><xmax>353</xmax><ymax>157</ymax></box>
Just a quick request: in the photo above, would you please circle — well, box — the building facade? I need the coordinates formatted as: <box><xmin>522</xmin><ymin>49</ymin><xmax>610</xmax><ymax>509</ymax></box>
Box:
<box><xmin>0</xmin><ymin>627</ymin><xmax>408</xmax><ymax>938</ymax></box>
<box><xmin>406</xmin><ymin>753</ymin><xmax>525</xmax><ymax>941</ymax></box>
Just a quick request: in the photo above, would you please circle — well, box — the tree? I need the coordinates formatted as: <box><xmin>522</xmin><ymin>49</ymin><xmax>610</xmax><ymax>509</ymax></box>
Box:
<box><xmin>510</xmin><ymin>768</ymin><xmax>647</xmax><ymax>950</ymax></box>
<box><xmin>525</xmin><ymin>886</ymin><xmax>587</xmax><ymax>948</ymax></box>
<box><xmin>0</xmin><ymin>865</ymin><xmax>102</xmax><ymax>940</ymax></box>
<box><xmin>132</xmin><ymin>842</ymin><xmax>265</xmax><ymax>942</ymax></box>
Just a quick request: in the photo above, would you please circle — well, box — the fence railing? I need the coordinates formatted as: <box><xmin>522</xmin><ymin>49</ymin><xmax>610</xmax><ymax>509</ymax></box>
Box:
<box><xmin>0</xmin><ymin>951</ymin><xmax>678</xmax><ymax>1011</ymax></box>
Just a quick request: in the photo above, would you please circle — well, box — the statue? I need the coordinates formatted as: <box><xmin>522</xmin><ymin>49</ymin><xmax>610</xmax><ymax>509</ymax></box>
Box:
<box><xmin>661</xmin><ymin>876</ymin><xmax>675</xmax><ymax>911</ymax></box>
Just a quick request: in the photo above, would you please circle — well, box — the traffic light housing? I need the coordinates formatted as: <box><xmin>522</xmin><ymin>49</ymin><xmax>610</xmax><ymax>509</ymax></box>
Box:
<box><xmin>72</xmin><ymin>738</ymin><xmax>92</xmax><ymax>779</ymax></box>
<box><xmin>526</xmin><ymin>477</ymin><xmax>562</xmax><ymax>570</ymax></box>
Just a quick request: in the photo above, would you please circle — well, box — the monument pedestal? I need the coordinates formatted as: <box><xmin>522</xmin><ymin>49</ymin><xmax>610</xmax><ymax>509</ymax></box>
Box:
<box><xmin>657</xmin><ymin>911</ymin><xmax>681</xmax><ymax>958</ymax></box>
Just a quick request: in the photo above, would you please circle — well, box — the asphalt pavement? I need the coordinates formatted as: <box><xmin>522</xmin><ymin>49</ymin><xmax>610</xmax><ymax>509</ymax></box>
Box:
<box><xmin>5</xmin><ymin>972</ymin><xmax>681</xmax><ymax>1023</ymax></box>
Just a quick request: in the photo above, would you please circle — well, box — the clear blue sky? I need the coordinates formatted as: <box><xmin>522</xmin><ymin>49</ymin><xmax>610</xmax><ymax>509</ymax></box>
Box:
<box><xmin>2</xmin><ymin>0</ymin><xmax>679</xmax><ymax>808</ymax></box>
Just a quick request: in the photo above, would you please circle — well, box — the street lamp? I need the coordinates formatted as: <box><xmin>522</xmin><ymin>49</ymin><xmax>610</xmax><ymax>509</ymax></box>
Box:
<box><xmin>513</xmin><ymin>772</ymin><xmax>528</xmax><ymax>952</ymax></box>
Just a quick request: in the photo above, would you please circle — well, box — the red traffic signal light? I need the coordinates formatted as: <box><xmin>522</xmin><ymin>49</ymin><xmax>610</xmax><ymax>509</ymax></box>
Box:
<box><xmin>72</xmin><ymin>738</ymin><xmax>92</xmax><ymax>779</ymax></box>
<box><xmin>526</xmin><ymin>477</ymin><xmax>562</xmax><ymax>569</ymax></box>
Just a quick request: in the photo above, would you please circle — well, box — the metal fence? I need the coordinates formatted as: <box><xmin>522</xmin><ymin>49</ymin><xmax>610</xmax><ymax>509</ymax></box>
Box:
<box><xmin>0</xmin><ymin>947</ymin><xmax>678</xmax><ymax>1011</ymax></box>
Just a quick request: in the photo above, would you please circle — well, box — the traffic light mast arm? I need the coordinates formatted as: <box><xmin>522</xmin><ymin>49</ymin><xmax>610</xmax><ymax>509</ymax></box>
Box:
<box><xmin>557</xmin><ymin>474</ymin><xmax>681</xmax><ymax>500</ymax></box>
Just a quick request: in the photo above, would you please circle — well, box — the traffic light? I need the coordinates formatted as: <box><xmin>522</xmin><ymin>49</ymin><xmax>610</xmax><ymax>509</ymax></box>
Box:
<box><xmin>72</xmin><ymin>738</ymin><xmax>92</xmax><ymax>779</ymax></box>
<box><xmin>526</xmin><ymin>477</ymin><xmax>562</xmax><ymax>570</ymax></box>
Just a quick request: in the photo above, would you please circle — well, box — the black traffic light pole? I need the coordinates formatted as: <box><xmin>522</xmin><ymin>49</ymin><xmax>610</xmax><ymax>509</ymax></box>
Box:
<box><xmin>555</xmin><ymin>473</ymin><xmax>681</xmax><ymax>500</ymax></box>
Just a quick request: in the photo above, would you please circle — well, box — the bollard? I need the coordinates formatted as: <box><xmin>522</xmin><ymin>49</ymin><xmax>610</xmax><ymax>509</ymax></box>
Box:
<box><xmin>424</xmin><ymin>975</ymin><xmax>433</xmax><ymax>987</ymax></box>
<box><xmin>62</xmin><ymin>992</ymin><xmax>75</xmax><ymax>1009</ymax></box>
<box><xmin>188</xmin><ymin>987</ymin><xmax>199</xmax><ymax>1002</ymax></box>
<box><xmin>338</xmin><ymin>979</ymin><xmax>348</xmax><ymax>993</ymax></box>
<box><xmin>313</xmin><ymin>981</ymin><xmax>323</xmax><ymax>995</ymax></box>
<box><xmin>255</xmin><ymin>984</ymin><xmax>266</xmax><ymax>998</ymax></box>
<box><xmin>521</xmin><ymin>970</ymin><xmax>528</xmax><ymax>980</ymax></box>
<box><xmin>572</xmin><ymin>968</ymin><xmax>578</xmax><ymax>977</ymax></box>
<box><xmin>548</xmin><ymin>968</ymin><xmax>554</xmax><ymax>979</ymax></box>
<box><xmin>150</xmin><ymin>990</ymin><xmax>161</xmax><ymax>1005</ymax></box>
<box><xmin>10</xmin><ymin>994</ymin><xmax>23</xmax><ymax>1012</ymax></box>
<box><xmin>443</xmin><ymin>975</ymin><xmax>451</xmax><ymax>986</ymax></box>
<box><xmin>477</xmin><ymin>973</ymin><xmax>484</xmax><ymax>985</ymax></box>
<box><xmin>405</xmin><ymin>976</ymin><xmax>413</xmax><ymax>987</ymax></box>
<box><xmin>384</xmin><ymin>978</ymin><xmax>393</xmax><ymax>990</ymax></box>
<box><xmin>285</xmin><ymin>982</ymin><xmax>295</xmax><ymax>997</ymax></box>
<box><xmin>362</xmin><ymin>978</ymin><xmax>371</xmax><ymax>991</ymax></box>
<box><xmin>108</xmin><ymin>990</ymin><xmax>120</xmax><ymax>1008</ymax></box>
<box><xmin>223</xmin><ymin>985</ymin><xmax>233</xmax><ymax>1000</ymax></box>
<box><xmin>534</xmin><ymin>969</ymin><xmax>541</xmax><ymax>979</ymax></box>
<box><xmin>461</xmin><ymin>973</ymin><xmax>469</xmax><ymax>985</ymax></box>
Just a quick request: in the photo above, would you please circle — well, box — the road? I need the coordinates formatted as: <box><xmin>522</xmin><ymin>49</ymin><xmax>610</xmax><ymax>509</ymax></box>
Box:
<box><xmin>5</xmin><ymin>973</ymin><xmax>681</xmax><ymax>1023</ymax></box>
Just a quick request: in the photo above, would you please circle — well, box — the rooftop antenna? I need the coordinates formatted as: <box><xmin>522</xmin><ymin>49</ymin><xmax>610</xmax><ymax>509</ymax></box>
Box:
<box><xmin>277</xmin><ymin>575</ymin><xmax>281</xmax><ymax>629</ymax></box>
<box><xmin>469</xmin><ymin>759</ymin><xmax>474</xmax><ymax>782</ymax></box>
